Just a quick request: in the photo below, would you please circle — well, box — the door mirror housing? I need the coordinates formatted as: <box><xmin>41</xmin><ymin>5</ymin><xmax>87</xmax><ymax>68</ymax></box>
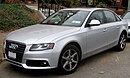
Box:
<box><xmin>88</xmin><ymin>19</ymin><xmax>101</xmax><ymax>27</ymax></box>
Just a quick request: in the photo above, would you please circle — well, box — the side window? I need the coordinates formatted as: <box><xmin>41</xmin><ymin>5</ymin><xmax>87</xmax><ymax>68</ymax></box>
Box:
<box><xmin>104</xmin><ymin>11</ymin><xmax>117</xmax><ymax>23</ymax></box>
<box><xmin>88</xmin><ymin>11</ymin><xmax>105</xmax><ymax>24</ymax></box>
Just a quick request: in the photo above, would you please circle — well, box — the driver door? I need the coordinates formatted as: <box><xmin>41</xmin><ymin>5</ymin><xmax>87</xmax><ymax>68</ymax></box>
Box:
<box><xmin>86</xmin><ymin>10</ymin><xmax>108</xmax><ymax>54</ymax></box>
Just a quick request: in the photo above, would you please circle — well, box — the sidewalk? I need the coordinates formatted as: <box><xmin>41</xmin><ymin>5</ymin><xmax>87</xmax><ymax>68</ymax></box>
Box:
<box><xmin>26</xmin><ymin>4</ymin><xmax>38</xmax><ymax>10</ymax></box>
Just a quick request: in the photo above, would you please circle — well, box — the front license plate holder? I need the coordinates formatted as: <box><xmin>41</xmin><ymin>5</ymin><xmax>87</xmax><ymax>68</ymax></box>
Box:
<box><xmin>8</xmin><ymin>51</ymin><xmax>16</xmax><ymax>59</ymax></box>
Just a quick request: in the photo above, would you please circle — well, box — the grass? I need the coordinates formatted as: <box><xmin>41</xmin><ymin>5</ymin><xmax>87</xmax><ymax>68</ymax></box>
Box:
<box><xmin>0</xmin><ymin>4</ymin><xmax>43</xmax><ymax>31</ymax></box>
<box><xmin>0</xmin><ymin>4</ymin><xmax>44</xmax><ymax>63</ymax></box>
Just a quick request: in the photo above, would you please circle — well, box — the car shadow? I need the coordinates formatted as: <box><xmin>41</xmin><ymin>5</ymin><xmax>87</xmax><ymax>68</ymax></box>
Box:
<box><xmin>127</xmin><ymin>39</ymin><xmax>130</xmax><ymax>42</ymax></box>
<box><xmin>9</xmin><ymin>65</ymin><xmax>61</xmax><ymax>76</ymax></box>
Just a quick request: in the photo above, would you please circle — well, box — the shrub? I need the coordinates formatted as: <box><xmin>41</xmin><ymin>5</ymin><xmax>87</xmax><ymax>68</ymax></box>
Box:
<box><xmin>96</xmin><ymin>2</ymin><xmax>107</xmax><ymax>8</ymax></box>
<box><xmin>0</xmin><ymin>4</ymin><xmax>43</xmax><ymax>31</ymax></box>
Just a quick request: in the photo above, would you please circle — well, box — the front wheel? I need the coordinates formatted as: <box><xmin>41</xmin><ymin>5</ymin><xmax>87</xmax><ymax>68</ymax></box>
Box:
<box><xmin>58</xmin><ymin>45</ymin><xmax>80</xmax><ymax>74</ymax></box>
<box><xmin>116</xmin><ymin>33</ymin><xmax>127</xmax><ymax>51</ymax></box>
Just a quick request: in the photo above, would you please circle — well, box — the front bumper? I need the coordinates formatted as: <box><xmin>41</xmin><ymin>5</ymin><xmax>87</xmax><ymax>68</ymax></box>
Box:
<box><xmin>4</xmin><ymin>44</ymin><xmax>60</xmax><ymax>69</ymax></box>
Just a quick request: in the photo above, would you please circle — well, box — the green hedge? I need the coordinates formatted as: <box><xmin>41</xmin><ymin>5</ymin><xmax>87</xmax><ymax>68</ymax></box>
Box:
<box><xmin>0</xmin><ymin>4</ymin><xmax>41</xmax><ymax>31</ymax></box>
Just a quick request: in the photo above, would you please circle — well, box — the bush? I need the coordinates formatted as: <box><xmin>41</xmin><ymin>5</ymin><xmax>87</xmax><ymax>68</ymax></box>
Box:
<box><xmin>96</xmin><ymin>2</ymin><xmax>107</xmax><ymax>8</ymax></box>
<box><xmin>60</xmin><ymin>0</ymin><xmax>81</xmax><ymax>8</ymax></box>
<box><xmin>0</xmin><ymin>4</ymin><xmax>43</xmax><ymax>31</ymax></box>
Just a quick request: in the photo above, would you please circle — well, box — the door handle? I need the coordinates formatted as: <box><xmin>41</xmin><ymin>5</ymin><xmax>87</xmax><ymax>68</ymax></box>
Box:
<box><xmin>116</xmin><ymin>27</ymin><xmax>120</xmax><ymax>29</ymax></box>
<box><xmin>103</xmin><ymin>28</ymin><xmax>107</xmax><ymax>32</ymax></box>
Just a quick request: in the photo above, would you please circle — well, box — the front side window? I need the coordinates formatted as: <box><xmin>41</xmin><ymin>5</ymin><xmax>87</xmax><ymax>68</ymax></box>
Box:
<box><xmin>104</xmin><ymin>11</ymin><xmax>116</xmax><ymax>23</ymax></box>
<box><xmin>87</xmin><ymin>11</ymin><xmax>105</xmax><ymax>24</ymax></box>
<box><xmin>42</xmin><ymin>10</ymin><xmax>90</xmax><ymax>27</ymax></box>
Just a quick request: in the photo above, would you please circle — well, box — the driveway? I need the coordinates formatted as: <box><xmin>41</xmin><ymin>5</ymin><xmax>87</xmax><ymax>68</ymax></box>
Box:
<box><xmin>0</xmin><ymin>43</ymin><xmax>130</xmax><ymax>78</ymax></box>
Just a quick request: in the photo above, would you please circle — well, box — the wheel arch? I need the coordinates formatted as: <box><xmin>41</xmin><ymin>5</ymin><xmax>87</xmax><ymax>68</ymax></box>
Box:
<box><xmin>59</xmin><ymin>41</ymin><xmax>82</xmax><ymax>61</ymax></box>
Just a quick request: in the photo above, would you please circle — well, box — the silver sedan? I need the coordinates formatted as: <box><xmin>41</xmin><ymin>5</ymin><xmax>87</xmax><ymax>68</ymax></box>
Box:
<box><xmin>122</xmin><ymin>11</ymin><xmax>130</xmax><ymax>38</ymax></box>
<box><xmin>3</xmin><ymin>8</ymin><xmax>128</xmax><ymax>74</ymax></box>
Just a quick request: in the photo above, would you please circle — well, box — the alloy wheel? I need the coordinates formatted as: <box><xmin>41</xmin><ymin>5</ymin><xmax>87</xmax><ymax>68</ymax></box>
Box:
<box><xmin>120</xmin><ymin>34</ymin><xmax>126</xmax><ymax>49</ymax></box>
<box><xmin>61</xmin><ymin>49</ymin><xmax>79</xmax><ymax>71</ymax></box>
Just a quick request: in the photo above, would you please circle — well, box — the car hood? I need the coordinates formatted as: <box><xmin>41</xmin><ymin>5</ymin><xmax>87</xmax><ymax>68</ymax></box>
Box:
<box><xmin>6</xmin><ymin>24</ymin><xmax>80</xmax><ymax>44</ymax></box>
<box><xmin>123</xmin><ymin>19</ymin><xmax>130</xmax><ymax>26</ymax></box>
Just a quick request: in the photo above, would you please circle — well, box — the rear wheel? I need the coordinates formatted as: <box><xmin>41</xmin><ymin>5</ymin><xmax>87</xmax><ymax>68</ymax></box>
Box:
<box><xmin>116</xmin><ymin>33</ymin><xmax>127</xmax><ymax>51</ymax></box>
<box><xmin>58</xmin><ymin>45</ymin><xmax>80</xmax><ymax>74</ymax></box>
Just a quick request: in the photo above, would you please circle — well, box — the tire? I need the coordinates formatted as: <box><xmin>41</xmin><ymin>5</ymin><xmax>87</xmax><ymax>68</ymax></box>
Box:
<box><xmin>116</xmin><ymin>33</ymin><xmax>127</xmax><ymax>51</ymax></box>
<box><xmin>58</xmin><ymin>45</ymin><xmax>80</xmax><ymax>74</ymax></box>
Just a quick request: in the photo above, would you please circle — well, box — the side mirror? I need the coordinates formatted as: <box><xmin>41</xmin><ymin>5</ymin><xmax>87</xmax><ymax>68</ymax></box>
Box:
<box><xmin>88</xmin><ymin>19</ymin><xmax>101</xmax><ymax>27</ymax></box>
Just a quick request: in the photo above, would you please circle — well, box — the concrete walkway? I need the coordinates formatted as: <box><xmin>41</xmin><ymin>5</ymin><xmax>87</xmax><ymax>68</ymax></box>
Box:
<box><xmin>26</xmin><ymin>5</ymin><xmax>38</xmax><ymax>10</ymax></box>
<box><xmin>26</xmin><ymin>4</ymin><xmax>47</xmax><ymax>19</ymax></box>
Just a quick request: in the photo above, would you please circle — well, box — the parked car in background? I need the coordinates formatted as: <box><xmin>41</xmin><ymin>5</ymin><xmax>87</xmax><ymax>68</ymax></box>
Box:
<box><xmin>122</xmin><ymin>11</ymin><xmax>130</xmax><ymax>38</ymax></box>
<box><xmin>3</xmin><ymin>8</ymin><xmax>128</xmax><ymax>74</ymax></box>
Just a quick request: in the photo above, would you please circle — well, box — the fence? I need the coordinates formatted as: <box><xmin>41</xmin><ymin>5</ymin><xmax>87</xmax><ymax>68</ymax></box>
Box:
<box><xmin>38</xmin><ymin>0</ymin><xmax>64</xmax><ymax>17</ymax></box>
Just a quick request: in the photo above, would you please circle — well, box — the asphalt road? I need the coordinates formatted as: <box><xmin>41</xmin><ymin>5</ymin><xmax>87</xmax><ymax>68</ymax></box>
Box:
<box><xmin>0</xmin><ymin>43</ymin><xmax>130</xmax><ymax>78</ymax></box>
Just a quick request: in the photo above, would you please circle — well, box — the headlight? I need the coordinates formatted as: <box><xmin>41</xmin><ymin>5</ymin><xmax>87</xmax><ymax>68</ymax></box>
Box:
<box><xmin>29</xmin><ymin>43</ymin><xmax>54</xmax><ymax>51</ymax></box>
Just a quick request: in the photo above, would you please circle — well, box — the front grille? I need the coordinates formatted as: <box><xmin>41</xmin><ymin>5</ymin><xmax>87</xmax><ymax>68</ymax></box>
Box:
<box><xmin>5</xmin><ymin>40</ymin><xmax>26</xmax><ymax>62</ymax></box>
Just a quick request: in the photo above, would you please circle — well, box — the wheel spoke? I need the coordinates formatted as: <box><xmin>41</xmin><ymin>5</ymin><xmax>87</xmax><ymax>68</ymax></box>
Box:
<box><xmin>69</xmin><ymin>62</ymin><xmax>72</xmax><ymax>71</ymax></box>
<box><xmin>120</xmin><ymin>40</ymin><xmax>123</xmax><ymax>45</ymax></box>
<box><xmin>68</xmin><ymin>49</ymin><xmax>71</xmax><ymax>57</ymax></box>
<box><xmin>71</xmin><ymin>52</ymin><xmax>77</xmax><ymax>58</ymax></box>
<box><xmin>121</xmin><ymin>35</ymin><xmax>124</xmax><ymax>40</ymax></box>
<box><xmin>63</xmin><ymin>61</ymin><xmax>69</xmax><ymax>69</ymax></box>
<box><xmin>123</xmin><ymin>39</ymin><xmax>126</xmax><ymax>42</ymax></box>
<box><xmin>72</xmin><ymin>59</ymin><xmax>78</xmax><ymax>64</ymax></box>
<box><xmin>62</xmin><ymin>56</ymin><xmax>68</xmax><ymax>60</ymax></box>
<box><xmin>120</xmin><ymin>41</ymin><xmax>122</xmax><ymax>44</ymax></box>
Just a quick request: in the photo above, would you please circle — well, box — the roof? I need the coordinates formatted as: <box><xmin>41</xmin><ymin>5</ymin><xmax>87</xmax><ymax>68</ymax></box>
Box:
<box><xmin>62</xmin><ymin>8</ymin><xmax>110</xmax><ymax>12</ymax></box>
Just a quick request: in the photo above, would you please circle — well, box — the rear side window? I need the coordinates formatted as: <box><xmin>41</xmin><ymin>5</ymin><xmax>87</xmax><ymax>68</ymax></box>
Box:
<box><xmin>122</xmin><ymin>12</ymin><xmax>130</xmax><ymax>19</ymax></box>
<box><xmin>104</xmin><ymin>11</ymin><xmax>117</xmax><ymax>23</ymax></box>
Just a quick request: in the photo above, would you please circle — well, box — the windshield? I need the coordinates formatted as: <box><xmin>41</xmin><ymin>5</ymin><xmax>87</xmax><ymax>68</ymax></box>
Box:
<box><xmin>42</xmin><ymin>10</ymin><xmax>90</xmax><ymax>27</ymax></box>
<box><xmin>122</xmin><ymin>12</ymin><xmax>130</xmax><ymax>19</ymax></box>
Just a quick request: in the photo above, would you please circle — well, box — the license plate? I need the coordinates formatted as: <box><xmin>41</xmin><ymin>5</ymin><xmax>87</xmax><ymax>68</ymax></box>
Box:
<box><xmin>8</xmin><ymin>51</ymin><xmax>16</xmax><ymax>59</ymax></box>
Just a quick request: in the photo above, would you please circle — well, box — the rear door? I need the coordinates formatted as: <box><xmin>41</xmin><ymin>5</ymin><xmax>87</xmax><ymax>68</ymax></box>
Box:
<box><xmin>103</xmin><ymin>10</ymin><xmax>121</xmax><ymax>45</ymax></box>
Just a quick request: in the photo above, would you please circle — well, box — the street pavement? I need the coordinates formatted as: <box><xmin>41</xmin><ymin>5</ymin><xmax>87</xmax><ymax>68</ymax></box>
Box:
<box><xmin>0</xmin><ymin>43</ymin><xmax>130</xmax><ymax>78</ymax></box>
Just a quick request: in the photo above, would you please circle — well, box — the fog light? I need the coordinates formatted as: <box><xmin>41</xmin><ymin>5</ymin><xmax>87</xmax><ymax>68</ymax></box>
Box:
<box><xmin>26</xmin><ymin>60</ymin><xmax>50</xmax><ymax>67</ymax></box>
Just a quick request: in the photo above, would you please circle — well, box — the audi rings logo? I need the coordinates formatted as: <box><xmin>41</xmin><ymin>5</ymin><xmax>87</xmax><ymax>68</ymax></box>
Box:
<box><xmin>9</xmin><ymin>43</ymin><xmax>18</xmax><ymax>49</ymax></box>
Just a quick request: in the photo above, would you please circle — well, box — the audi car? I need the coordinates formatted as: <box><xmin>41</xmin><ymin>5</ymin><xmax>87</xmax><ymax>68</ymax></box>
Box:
<box><xmin>122</xmin><ymin>11</ymin><xmax>130</xmax><ymax>38</ymax></box>
<box><xmin>3</xmin><ymin>8</ymin><xmax>128</xmax><ymax>74</ymax></box>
